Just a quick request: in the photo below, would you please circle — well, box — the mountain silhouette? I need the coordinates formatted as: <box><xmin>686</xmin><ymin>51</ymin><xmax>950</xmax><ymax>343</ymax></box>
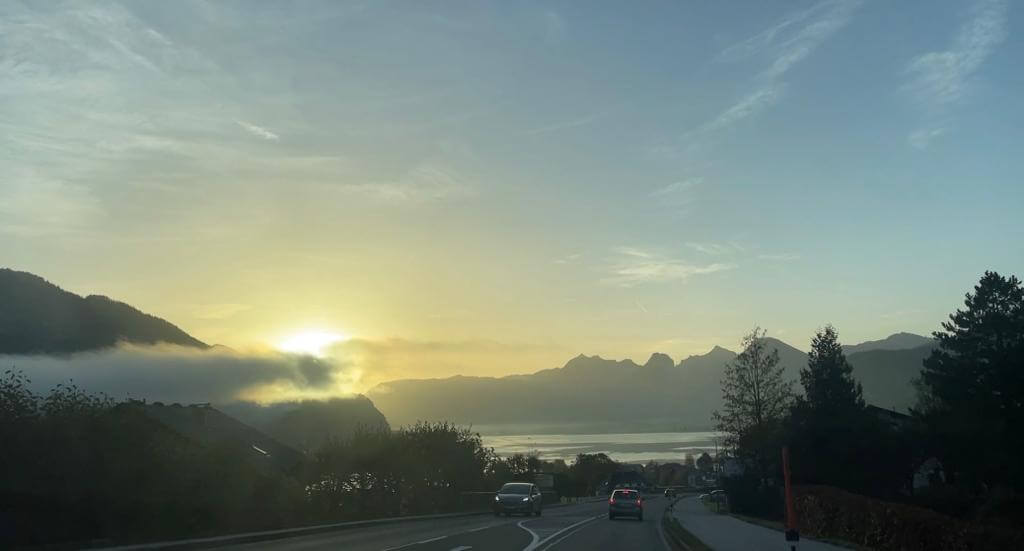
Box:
<box><xmin>219</xmin><ymin>396</ymin><xmax>390</xmax><ymax>452</ymax></box>
<box><xmin>368</xmin><ymin>335</ymin><xmax>928</xmax><ymax>430</ymax></box>
<box><xmin>0</xmin><ymin>268</ymin><xmax>206</xmax><ymax>354</ymax></box>
<box><xmin>842</xmin><ymin>332</ymin><xmax>934</xmax><ymax>355</ymax></box>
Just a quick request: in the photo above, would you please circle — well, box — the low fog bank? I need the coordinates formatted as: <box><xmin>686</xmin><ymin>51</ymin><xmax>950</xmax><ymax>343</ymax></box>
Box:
<box><xmin>1</xmin><ymin>343</ymin><xmax>356</xmax><ymax>405</ymax></box>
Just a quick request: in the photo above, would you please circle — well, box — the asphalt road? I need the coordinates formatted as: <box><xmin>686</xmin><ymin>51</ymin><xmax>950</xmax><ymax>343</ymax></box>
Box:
<box><xmin>212</xmin><ymin>495</ymin><xmax>671</xmax><ymax>551</ymax></box>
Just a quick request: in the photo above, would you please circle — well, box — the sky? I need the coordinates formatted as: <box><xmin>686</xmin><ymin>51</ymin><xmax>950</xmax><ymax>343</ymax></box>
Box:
<box><xmin>2</xmin><ymin>0</ymin><xmax>1022</xmax><ymax>392</ymax></box>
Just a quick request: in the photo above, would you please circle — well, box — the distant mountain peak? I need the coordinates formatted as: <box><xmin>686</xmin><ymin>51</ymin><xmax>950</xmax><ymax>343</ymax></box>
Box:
<box><xmin>643</xmin><ymin>352</ymin><xmax>674</xmax><ymax>369</ymax></box>
<box><xmin>844</xmin><ymin>332</ymin><xmax>934</xmax><ymax>355</ymax></box>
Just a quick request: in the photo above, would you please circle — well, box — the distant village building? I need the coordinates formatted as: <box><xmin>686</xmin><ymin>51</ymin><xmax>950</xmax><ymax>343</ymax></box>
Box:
<box><xmin>867</xmin><ymin>404</ymin><xmax>914</xmax><ymax>430</ymax></box>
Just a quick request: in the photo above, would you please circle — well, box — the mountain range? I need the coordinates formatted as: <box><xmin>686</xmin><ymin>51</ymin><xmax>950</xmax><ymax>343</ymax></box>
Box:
<box><xmin>367</xmin><ymin>336</ymin><xmax>936</xmax><ymax>431</ymax></box>
<box><xmin>0</xmin><ymin>268</ymin><xmax>206</xmax><ymax>354</ymax></box>
<box><xmin>2</xmin><ymin>268</ymin><xmax>936</xmax><ymax>432</ymax></box>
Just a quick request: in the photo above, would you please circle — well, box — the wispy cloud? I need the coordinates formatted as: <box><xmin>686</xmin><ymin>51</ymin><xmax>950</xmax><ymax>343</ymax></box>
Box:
<box><xmin>700</xmin><ymin>86</ymin><xmax>785</xmax><ymax>133</ymax></box>
<box><xmin>757</xmin><ymin>252</ymin><xmax>801</xmax><ymax>261</ymax></box>
<box><xmin>335</xmin><ymin>164</ymin><xmax>474</xmax><ymax>202</ymax></box>
<box><xmin>553</xmin><ymin>252</ymin><xmax>583</xmax><ymax>265</ymax></box>
<box><xmin>649</xmin><ymin>178</ymin><xmax>701</xmax><ymax>212</ymax></box>
<box><xmin>235</xmin><ymin>120</ymin><xmax>280</xmax><ymax>141</ymax></box>
<box><xmin>904</xmin><ymin>0</ymin><xmax>1007</xmax><ymax>148</ymax></box>
<box><xmin>192</xmin><ymin>303</ymin><xmax>253</xmax><ymax>320</ymax></box>
<box><xmin>688</xmin><ymin>242</ymin><xmax>744</xmax><ymax>256</ymax></box>
<box><xmin>908</xmin><ymin>127</ymin><xmax>948</xmax><ymax>150</ymax></box>
<box><xmin>603</xmin><ymin>247</ymin><xmax>734</xmax><ymax>286</ymax></box>
<box><xmin>702</xmin><ymin>0</ymin><xmax>861</xmax><ymax>134</ymax></box>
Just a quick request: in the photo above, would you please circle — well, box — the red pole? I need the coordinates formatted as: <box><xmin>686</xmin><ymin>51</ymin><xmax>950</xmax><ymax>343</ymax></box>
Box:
<box><xmin>783</xmin><ymin>446</ymin><xmax>799</xmax><ymax>549</ymax></box>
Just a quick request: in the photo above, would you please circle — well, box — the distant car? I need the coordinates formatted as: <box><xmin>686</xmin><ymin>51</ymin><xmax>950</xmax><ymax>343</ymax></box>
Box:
<box><xmin>493</xmin><ymin>482</ymin><xmax>543</xmax><ymax>517</ymax></box>
<box><xmin>709</xmin><ymin>489</ymin><xmax>728</xmax><ymax>504</ymax></box>
<box><xmin>664</xmin><ymin>488</ymin><xmax>676</xmax><ymax>498</ymax></box>
<box><xmin>608</xmin><ymin>488</ymin><xmax>643</xmax><ymax>521</ymax></box>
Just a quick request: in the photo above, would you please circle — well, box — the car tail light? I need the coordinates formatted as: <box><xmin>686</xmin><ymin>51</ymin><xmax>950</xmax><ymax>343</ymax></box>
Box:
<box><xmin>608</xmin><ymin>497</ymin><xmax>615</xmax><ymax>505</ymax></box>
<box><xmin>636</xmin><ymin>498</ymin><xmax>643</xmax><ymax>507</ymax></box>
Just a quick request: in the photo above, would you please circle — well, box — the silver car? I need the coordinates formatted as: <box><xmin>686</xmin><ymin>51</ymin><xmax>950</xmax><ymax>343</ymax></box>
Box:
<box><xmin>493</xmin><ymin>482</ymin><xmax>543</xmax><ymax>517</ymax></box>
<box><xmin>608</xmin><ymin>488</ymin><xmax>644</xmax><ymax>521</ymax></box>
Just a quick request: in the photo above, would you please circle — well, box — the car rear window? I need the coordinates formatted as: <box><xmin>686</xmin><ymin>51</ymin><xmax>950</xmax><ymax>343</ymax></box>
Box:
<box><xmin>500</xmin><ymin>483</ymin><xmax>531</xmax><ymax>495</ymax></box>
<box><xmin>613</xmin><ymin>490</ymin><xmax>637</xmax><ymax>499</ymax></box>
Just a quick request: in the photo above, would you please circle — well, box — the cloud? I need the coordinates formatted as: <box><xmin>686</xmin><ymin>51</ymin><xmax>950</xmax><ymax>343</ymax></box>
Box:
<box><xmin>904</xmin><ymin>0</ymin><xmax>1007</xmax><ymax>147</ymax></box>
<box><xmin>603</xmin><ymin>247</ymin><xmax>734</xmax><ymax>286</ymax></box>
<box><xmin>649</xmin><ymin>178</ymin><xmax>701</xmax><ymax>210</ymax></box>
<box><xmin>191</xmin><ymin>303</ymin><xmax>253</xmax><ymax>320</ymax></box>
<box><xmin>3</xmin><ymin>338</ymin><xmax>572</xmax><ymax>403</ymax></box>
<box><xmin>553</xmin><ymin>252</ymin><xmax>583</xmax><ymax>265</ymax></box>
<box><xmin>700</xmin><ymin>86</ymin><xmax>785</xmax><ymax>133</ymax></box>
<box><xmin>757</xmin><ymin>252</ymin><xmax>801</xmax><ymax>261</ymax></box>
<box><xmin>235</xmin><ymin>120</ymin><xmax>280</xmax><ymax>141</ymax></box>
<box><xmin>335</xmin><ymin>164</ymin><xmax>474</xmax><ymax>202</ymax></box>
<box><xmin>908</xmin><ymin>127</ymin><xmax>948</xmax><ymax>149</ymax></box>
<box><xmin>702</xmin><ymin>0</ymin><xmax>861</xmax><ymax>134</ymax></box>
<box><xmin>687</xmin><ymin>242</ymin><xmax>744</xmax><ymax>256</ymax></box>
<box><xmin>4</xmin><ymin>344</ymin><xmax>354</xmax><ymax>405</ymax></box>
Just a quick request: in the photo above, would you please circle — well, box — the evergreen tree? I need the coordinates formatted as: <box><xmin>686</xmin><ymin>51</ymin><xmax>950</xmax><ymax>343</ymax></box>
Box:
<box><xmin>918</xmin><ymin>271</ymin><xmax>1024</xmax><ymax>489</ymax></box>
<box><xmin>801</xmin><ymin>325</ymin><xmax>864</xmax><ymax>413</ymax></box>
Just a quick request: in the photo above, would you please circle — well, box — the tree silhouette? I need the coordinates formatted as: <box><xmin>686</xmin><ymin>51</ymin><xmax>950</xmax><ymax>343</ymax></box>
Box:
<box><xmin>800</xmin><ymin>325</ymin><xmax>864</xmax><ymax>413</ymax></box>
<box><xmin>918</xmin><ymin>271</ymin><xmax>1024</xmax><ymax>489</ymax></box>
<box><xmin>714</xmin><ymin>327</ymin><xmax>793</xmax><ymax>475</ymax></box>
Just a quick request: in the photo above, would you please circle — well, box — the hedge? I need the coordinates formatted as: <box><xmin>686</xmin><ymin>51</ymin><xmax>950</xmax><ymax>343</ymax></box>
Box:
<box><xmin>793</xmin><ymin>485</ymin><xmax>1024</xmax><ymax>551</ymax></box>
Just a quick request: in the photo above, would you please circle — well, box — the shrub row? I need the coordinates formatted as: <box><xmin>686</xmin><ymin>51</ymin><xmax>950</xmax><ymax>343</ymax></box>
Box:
<box><xmin>793</xmin><ymin>485</ymin><xmax>1024</xmax><ymax>551</ymax></box>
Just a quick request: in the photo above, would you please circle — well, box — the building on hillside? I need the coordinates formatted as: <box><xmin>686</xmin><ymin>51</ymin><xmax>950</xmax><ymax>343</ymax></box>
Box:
<box><xmin>867</xmin><ymin>404</ymin><xmax>913</xmax><ymax>430</ymax></box>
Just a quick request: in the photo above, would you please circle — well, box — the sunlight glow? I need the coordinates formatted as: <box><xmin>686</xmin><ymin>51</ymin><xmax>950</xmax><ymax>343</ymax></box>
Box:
<box><xmin>277</xmin><ymin>330</ymin><xmax>348</xmax><ymax>357</ymax></box>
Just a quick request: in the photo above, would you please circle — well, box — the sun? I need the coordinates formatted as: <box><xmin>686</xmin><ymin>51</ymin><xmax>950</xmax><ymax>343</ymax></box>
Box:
<box><xmin>278</xmin><ymin>330</ymin><xmax>348</xmax><ymax>357</ymax></box>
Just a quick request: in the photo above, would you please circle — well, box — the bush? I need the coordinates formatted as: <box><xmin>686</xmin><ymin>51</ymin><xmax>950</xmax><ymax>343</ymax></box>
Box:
<box><xmin>723</xmin><ymin>474</ymin><xmax>784</xmax><ymax>520</ymax></box>
<box><xmin>794</xmin><ymin>485</ymin><xmax>1024</xmax><ymax>551</ymax></box>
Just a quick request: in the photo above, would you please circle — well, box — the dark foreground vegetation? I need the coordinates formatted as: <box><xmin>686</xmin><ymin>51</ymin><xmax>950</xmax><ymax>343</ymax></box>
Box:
<box><xmin>0</xmin><ymin>373</ymin><xmax>620</xmax><ymax>548</ymax></box>
<box><xmin>715</xmin><ymin>271</ymin><xmax>1024</xmax><ymax>549</ymax></box>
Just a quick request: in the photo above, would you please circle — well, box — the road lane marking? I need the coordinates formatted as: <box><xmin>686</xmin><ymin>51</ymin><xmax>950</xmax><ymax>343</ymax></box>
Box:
<box><xmin>516</xmin><ymin>519</ymin><xmax>540</xmax><ymax>550</ymax></box>
<box><xmin>521</xmin><ymin>515</ymin><xmax>601</xmax><ymax>551</ymax></box>
<box><xmin>381</xmin><ymin>535</ymin><xmax>447</xmax><ymax>551</ymax></box>
<box><xmin>466</xmin><ymin>525</ymin><xmax>495</xmax><ymax>533</ymax></box>
<box><xmin>449</xmin><ymin>547</ymin><xmax>472</xmax><ymax>551</ymax></box>
<box><xmin>535</xmin><ymin>521</ymin><xmax>594</xmax><ymax>551</ymax></box>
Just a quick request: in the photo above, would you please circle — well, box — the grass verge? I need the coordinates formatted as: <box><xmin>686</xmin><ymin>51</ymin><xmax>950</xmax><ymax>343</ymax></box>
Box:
<box><xmin>661</xmin><ymin>514</ymin><xmax>712</xmax><ymax>551</ymax></box>
<box><xmin>728</xmin><ymin>512</ymin><xmax>872</xmax><ymax>550</ymax></box>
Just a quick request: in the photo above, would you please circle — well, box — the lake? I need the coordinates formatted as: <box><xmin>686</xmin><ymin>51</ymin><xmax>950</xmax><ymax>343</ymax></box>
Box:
<box><xmin>480</xmin><ymin>431</ymin><xmax>725</xmax><ymax>464</ymax></box>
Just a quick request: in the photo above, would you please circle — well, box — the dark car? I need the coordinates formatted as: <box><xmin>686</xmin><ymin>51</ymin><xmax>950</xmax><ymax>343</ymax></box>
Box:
<box><xmin>493</xmin><ymin>482</ymin><xmax>543</xmax><ymax>517</ymax></box>
<box><xmin>608</xmin><ymin>488</ymin><xmax>643</xmax><ymax>520</ymax></box>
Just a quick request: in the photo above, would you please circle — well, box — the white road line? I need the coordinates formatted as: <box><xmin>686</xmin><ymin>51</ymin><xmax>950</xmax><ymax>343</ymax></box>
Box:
<box><xmin>449</xmin><ymin>547</ymin><xmax>473</xmax><ymax>551</ymax></box>
<box><xmin>535</xmin><ymin>521</ymin><xmax>592</xmax><ymax>551</ymax></box>
<box><xmin>521</xmin><ymin>515</ymin><xmax>601</xmax><ymax>551</ymax></box>
<box><xmin>466</xmin><ymin>524</ymin><xmax>495</xmax><ymax>533</ymax></box>
<box><xmin>517</xmin><ymin>519</ymin><xmax>540</xmax><ymax>550</ymax></box>
<box><xmin>381</xmin><ymin>535</ymin><xmax>447</xmax><ymax>551</ymax></box>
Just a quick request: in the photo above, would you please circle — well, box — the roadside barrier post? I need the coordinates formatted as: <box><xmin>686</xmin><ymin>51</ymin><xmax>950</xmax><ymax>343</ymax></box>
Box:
<box><xmin>783</xmin><ymin>446</ymin><xmax>799</xmax><ymax>550</ymax></box>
